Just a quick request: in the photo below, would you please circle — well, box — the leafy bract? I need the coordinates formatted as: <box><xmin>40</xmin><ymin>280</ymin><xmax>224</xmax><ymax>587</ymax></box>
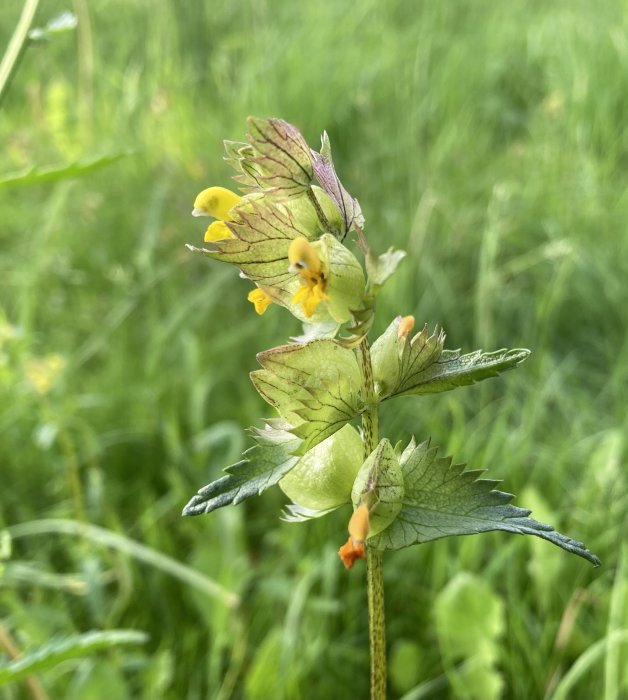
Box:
<box><xmin>279</xmin><ymin>424</ymin><xmax>363</xmax><ymax>510</ymax></box>
<box><xmin>370</xmin><ymin>315</ymin><xmax>407</xmax><ymax>394</ymax></box>
<box><xmin>246</xmin><ymin>117</ymin><xmax>314</xmax><ymax>195</ymax></box>
<box><xmin>281</xmin><ymin>503</ymin><xmax>338</xmax><ymax>523</ymax></box>
<box><xmin>351</xmin><ymin>439</ymin><xmax>404</xmax><ymax>537</ymax></box>
<box><xmin>369</xmin><ymin>438</ymin><xmax>601</xmax><ymax>566</ymax></box>
<box><xmin>337</xmin><ymin>302</ymin><xmax>375</xmax><ymax>349</ymax></box>
<box><xmin>188</xmin><ymin>195</ymin><xmax>310</xmax><ymax>283</ymax></box>
<box><xmin>366</xmin><ymin>248</ymin><xmax>407</xmax><ymax>292</ymax></box>
<box><xmin>312</xmin><ymin>131</ymin><xmax>364</xmax><ymax>238</ymax></box>
<box><xmin>320</xmin><ymin>234</ymin><xmax>367</xmax><ymax>324</ymax></box>
<box><xmin>189</xmin><ymin>197</ymin><xmax>365</xmax><ymax>325</ymax></box>
<box><xmin>182</xmin><ymin>421</ymin><xmax>301</xmax><ymax>515</ymax></box>
<box><xmin>250</xmin><ymin>339</ymin><xmax>362</xmax><ymax>453</ymax></box>
<box><xmin>187</xmin><ymin>196</ymin><xmax>320</xmax><ymax>322</ymax></box>
<box><xmin>371</xmin><ymin>321</ymin><xmax>530</xmax><ymax>399</ymax></box>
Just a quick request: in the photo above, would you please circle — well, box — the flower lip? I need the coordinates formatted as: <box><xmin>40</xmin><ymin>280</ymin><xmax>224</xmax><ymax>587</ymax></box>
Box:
<box><xmin>204</xmin><ymin>221</ymin><xmax>234</xmax><ymax>242</ymax></box>
<box><xmin>192</xmin><ymin>186</ymin><xmax>242</xmax><ymax>220</ymax></box>
<box><xmin>248</xmin><ymin>288</ymin><xmax>273</xmax><ymax>315</ymax></box>
<box><xmin>288</xmin><ymin>237</ymin><xmax>329</xmax><ymax>316</ymax></box>
<box><xmin>338</xmin><ymin>537</ymin><xmax>366</xmax><ymax>569</ymax></box>
<box><xmin>288</xmin><ymin>237</ymin><xmax>322</xmax><ymax>276</ymax></box>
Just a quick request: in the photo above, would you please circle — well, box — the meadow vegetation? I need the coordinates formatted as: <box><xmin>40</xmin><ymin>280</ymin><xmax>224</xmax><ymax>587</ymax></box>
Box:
<box><xmin>0</xmin><ymin>1</ymin><xmax>626</xmax><ymax>698</ymax></box>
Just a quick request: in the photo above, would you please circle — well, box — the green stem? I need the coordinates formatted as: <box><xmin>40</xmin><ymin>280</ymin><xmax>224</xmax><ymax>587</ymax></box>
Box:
<box><xmin>358</xmin><ymin>339</ymin><xmax>387</xmax><ymax>700</ymax></box>
<box><xmin>367</xmin><ymin>549</ymin><xmax>386</xmax><ymax>700</ymax></box>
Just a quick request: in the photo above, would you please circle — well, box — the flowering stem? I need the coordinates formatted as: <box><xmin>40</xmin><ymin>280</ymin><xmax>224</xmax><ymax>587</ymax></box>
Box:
<box><xmin>357</xmin><ymin>339</ymin><xmax>387</xmax><ymax>700</ymax></box>
<box><xmin>367</xmin><ymin>549</ymin><xmax>386</xmax><ymax>700</ymax></box>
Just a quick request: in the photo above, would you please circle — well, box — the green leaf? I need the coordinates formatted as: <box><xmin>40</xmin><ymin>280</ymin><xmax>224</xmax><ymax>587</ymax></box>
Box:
<box><xmin>388</xmin><ymin>324</ymin><xmax>530</xmax><ymax>398</ymax></box>
<box><xmin>352</xmin><ymin>439</ymin><xmax>404</xmax><ymax>537</ymax></box>
<box><xmin>0</xmin><ymin>630</ymin><xmax>147</xmax><ymax>686</ymax></box>
<box><xmin>312</xmin><ymin>131</ymin><xmax>364</xmax><ymax>237</ymax></box>
<box><xmin>0</xmin><ymin>152</ymin><xmax>135</xmax><ymax>189</ymax></box>
<box><xmin>182</xmin><ymin>421</ymin><xmax>301</xmax><ymax>515</ymax></box>
<box><xmin>370</xmin><ymin>438</ymin><xmax>601</xmax><ymax>566</ymax></box>
<box><xmin>366</xmin><ymin>248</ymin><xmax>407</xmax><ymax>291</ymax></box>
<box><xmin>250</xmin><ymin>339</ymin><xmax>362</xmax><ymax>452</ymax></box>
<box><xmin>435</xmin><ymin>573</ymin><xmax>504</xmax><ymax>700</ymax></box>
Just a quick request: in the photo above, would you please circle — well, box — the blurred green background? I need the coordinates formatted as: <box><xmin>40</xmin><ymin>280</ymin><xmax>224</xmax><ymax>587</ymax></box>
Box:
<box><xmin>1</xmin><ymin>0</ymin><xmax>626</xmax><ymax>698</ymax></box>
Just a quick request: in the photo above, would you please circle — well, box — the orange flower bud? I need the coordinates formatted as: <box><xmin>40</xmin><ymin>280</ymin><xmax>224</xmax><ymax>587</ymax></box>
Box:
<box><xmin>338</xmin><ymin>537</ymin><xmax>366</xmax><ymax>569</ymax></box>
<box><xmin>338</xmin><ymin>504</ymin><xmax>370</xmax><ymax>570</ymax></box>
<box><xmin>397</xmin><ymin>315</ymin><xmax>415</xmax><ymax>340</ymax></box>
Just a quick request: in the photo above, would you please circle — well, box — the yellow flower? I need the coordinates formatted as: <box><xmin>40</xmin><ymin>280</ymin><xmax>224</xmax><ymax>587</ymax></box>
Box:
<box><xmin>193</xmin><ymin>187</ymin><xmax>239</xmax><ymax>241</ymax></box>
<box><xmin>288</xmin><ymin>237</ymin><xmax>329</xmax><ymax>317</ymax></box>
<box><xmin>192</xmin><ymin>186</ymin><xmax>241</xmax><ymax>220</ymax></box>
<box><xmin>25</xmin><ymin>354</ymin><xmax>65</xmax><ymax>395</ymax></box>
<box><xmin>247</xmin><ymin>288</ymin><xmax>273</xmax><ymax>315</ymax></box>
<box><xmin>204</xmin><ymin>220</ymin><xmax>234</xmax><ymax>242</ymax></box>
<box><xmin>338</xmin><ymin>504</ymin><xmax>370</xmax><ymax>570</ymax></box>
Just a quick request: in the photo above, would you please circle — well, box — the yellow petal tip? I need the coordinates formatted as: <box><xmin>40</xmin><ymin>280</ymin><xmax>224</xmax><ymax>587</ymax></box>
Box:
<box><xmin>247</xmin><ymin>288</ymin><xmax>273</xmax><ymax>315</ymax></box>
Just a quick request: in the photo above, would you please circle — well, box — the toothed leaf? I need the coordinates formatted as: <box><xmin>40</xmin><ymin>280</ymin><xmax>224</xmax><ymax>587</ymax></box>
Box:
<box><xmin>387</xmin><ymin>325</ymin><xmax>530</xmax><ymax>398</ymax></box>
<box><xmin>183</xmin><ymin>422</ymin><xmax>301</xmax><ymax>515</ymax></box>
<box><xmin>369</xmin><ymin>439</ymin><xmax>601</xmax><ymax>566</ymax></box>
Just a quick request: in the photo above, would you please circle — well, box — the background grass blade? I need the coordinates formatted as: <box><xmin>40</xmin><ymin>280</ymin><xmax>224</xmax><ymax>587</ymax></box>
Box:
<box><xmin>0</xmin><ymin>630</ymin><xmax>147</xmax><ymax>686</ymax></box>
<box><xmin>7</xmin><ymin>520</ymin><xmax>240</xmax><ymax>608</ymax></box>
<box><xmin>0</xmin><ymin>0</ymin><xmax>40</xmax><ymax>107</ymax></box>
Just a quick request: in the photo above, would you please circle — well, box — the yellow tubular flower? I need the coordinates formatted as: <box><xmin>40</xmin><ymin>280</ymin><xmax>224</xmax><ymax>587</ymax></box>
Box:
<box><xmin>192</xmin><ymin>186</ymin><xmax>241</xmax><ymax>220</ymax></box>
<box><xmin>288</xmin><ymin>237</ymin><xmax>329</xmax><ymax>317</ymax></box>
<box><xmin>348</xmin><ymin>504</ymin><xmax>370</xmax><ymax>543</ymax></box>
<box><xmin>288</xmin><ymin>237</ymin><xmax>322</xmax><ymax>276</ymax></box>
<box><xmin>247</xmin><ymin>288</ymin><xmax>273</xmax><ymax>315</ymax></box>
<box><xmin>204</xmin><ymin>221</ymin><xmax>235</xmax><ymax>242</ymax></box>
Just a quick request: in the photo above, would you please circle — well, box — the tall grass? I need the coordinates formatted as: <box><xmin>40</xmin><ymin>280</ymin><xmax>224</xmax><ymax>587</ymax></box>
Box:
<box><xmin>1</xmin><ymin>0</ymin><xmax>626</xmax><ymax>698</ymax></box>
